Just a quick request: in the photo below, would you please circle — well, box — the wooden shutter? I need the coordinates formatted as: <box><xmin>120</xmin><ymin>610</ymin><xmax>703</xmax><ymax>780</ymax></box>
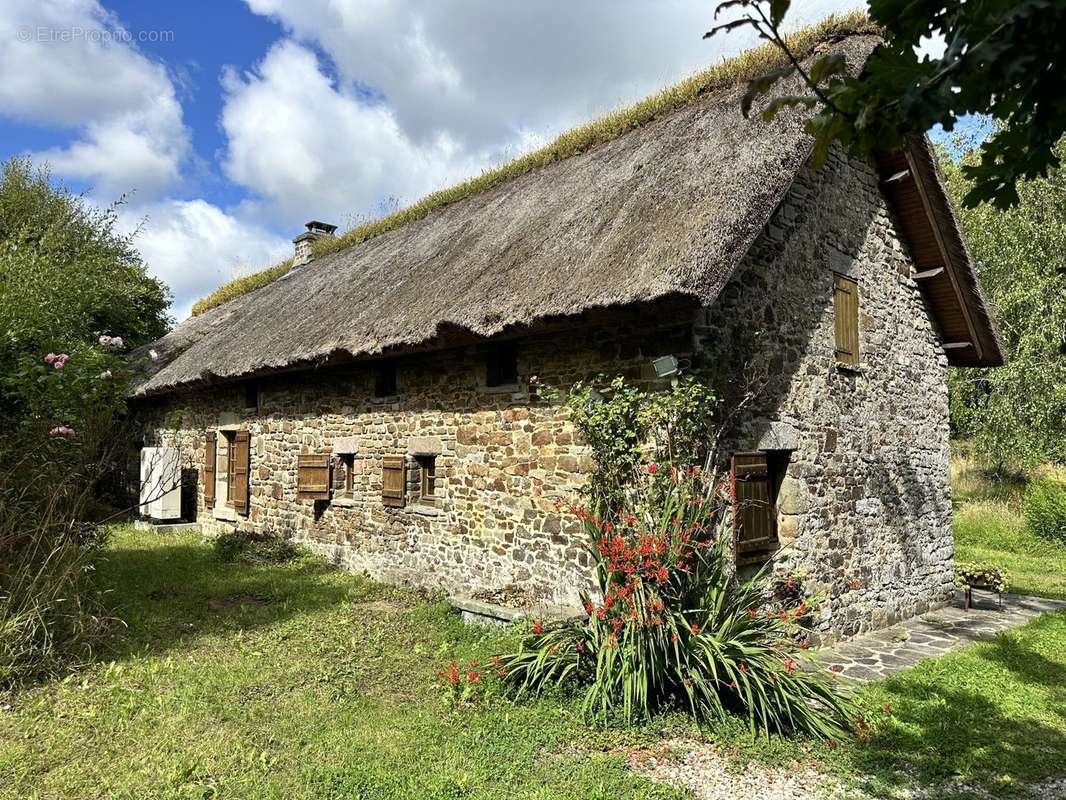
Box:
<box><xmin>297</xmin><ymin>454</ymin><xmax>332</xmax><ymax>501</ymax></box>
<box><xmin>203</xmin><ymin>435</ymin><xmax>216</xmax><ymax>509</ymax></box>
<box><xmin>382</xmin><ymin>456</ymin><xmax>406</xmax><ymax>507</ymax></box>
<box><xmin>231</xmin><ymin>430</ymin><xmax>251</xmax><ymax>515</ymax></box>
<box><xmin>833</xmin><ymin>274</ymin><xmax>860</xmax><ymax>366</ymax></box>
<box><xmin>732</xmin><ymin>452</ymin><xmax>778</xmax><ymax>557</ymax></box>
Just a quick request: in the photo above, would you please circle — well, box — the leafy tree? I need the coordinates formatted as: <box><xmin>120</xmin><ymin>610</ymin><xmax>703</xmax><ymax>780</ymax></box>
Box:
<box><xmin>0</xmin><ymin>157</ymin><xmax>171</xmax><ymax>428</ymax></box>
<box><xmin>707</xmin><ymin>0</ymin><xmax>1066</xmax><ymax>208</ymax></box>
<box><xmin>941</xmin><ymin>138</ymin><xmax>1066</xmax><ymax>467</ymax></box>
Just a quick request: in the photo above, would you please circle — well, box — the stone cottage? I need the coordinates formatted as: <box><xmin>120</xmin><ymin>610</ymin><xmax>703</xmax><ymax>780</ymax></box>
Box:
<box><xmin>130</xmin><ymin>31</ymin><xmax>1002</xmax><ymax>640</ymax></box>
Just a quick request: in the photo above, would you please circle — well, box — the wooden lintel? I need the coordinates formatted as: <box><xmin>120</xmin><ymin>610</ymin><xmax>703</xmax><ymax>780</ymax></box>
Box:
<box><xmin>943</xmin><ymin>341</ymin><xmax>974</xmax><ymax>350</ymax></box>
<box><xmin>913</xmin><ymin>267</ymin><xmax>945</xmax><ymax>281</ymax></box>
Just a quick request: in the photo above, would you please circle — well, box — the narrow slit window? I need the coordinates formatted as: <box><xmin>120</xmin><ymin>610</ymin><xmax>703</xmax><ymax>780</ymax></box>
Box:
<box><xmin>833</xmin><ymin>274</ymin><xmax>860</xmax><ymax>367</ymax></box>
<box><xmin>732</xmin><ymin>452</ymin><xmax>780</xmax><ymax>564</ymax></box>
<box><xmin>417</xmin><ymin>455</ymin><xmax>437</xmax><ymax>504</ymax></box>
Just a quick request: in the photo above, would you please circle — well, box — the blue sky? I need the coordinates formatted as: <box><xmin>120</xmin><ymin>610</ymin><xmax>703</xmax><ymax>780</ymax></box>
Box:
<box><xmin>3</xmin><ymin>0</ymin><xmax>909</xmax><ymax>320</ymax></box>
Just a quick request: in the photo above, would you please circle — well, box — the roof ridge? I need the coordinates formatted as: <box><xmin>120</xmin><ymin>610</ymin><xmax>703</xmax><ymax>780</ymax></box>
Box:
<box><xmin>189</xmin><ymin>12</ymin><xmax>877</xmax><ymax>318</ymax></box>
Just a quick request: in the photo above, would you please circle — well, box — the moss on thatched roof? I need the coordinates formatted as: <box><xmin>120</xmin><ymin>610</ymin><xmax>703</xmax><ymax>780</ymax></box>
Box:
<box><xmin>190</xmin><ymin>12</ymin><xmax>877</xmax><ymax>317</ymax></box>
<box><xmin>133</xmin><ymin>23</ymin><xmax>898</xmax><ymax>397</ymax></box>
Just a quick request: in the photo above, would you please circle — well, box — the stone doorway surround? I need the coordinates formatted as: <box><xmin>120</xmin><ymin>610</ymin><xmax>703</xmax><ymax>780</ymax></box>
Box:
<box><xmin>816</xmin><ymin>590</ymin><xmax>1066</xmax><ymax>682</ymax></box>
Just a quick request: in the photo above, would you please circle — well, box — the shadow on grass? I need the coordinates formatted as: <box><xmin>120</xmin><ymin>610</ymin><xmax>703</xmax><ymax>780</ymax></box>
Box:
<box><xmin>851</xmin><ymin>619</ymin><xmax>1066</xmax><ymax>798</ymax></box>
<box><xmin>93</xmin><ymin>533</ymin><xmax>353</xmax><ymax>659</ymax></box>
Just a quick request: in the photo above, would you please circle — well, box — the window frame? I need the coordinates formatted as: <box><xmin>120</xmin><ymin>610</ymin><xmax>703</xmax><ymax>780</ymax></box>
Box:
<box><xmin>416</xmin><ymin>455</ymin><xmax>438</xmax><ymax>505</ymax></box>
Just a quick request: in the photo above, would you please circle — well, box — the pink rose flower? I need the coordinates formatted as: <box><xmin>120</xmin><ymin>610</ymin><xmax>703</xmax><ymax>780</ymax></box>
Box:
<box><xmin>44</xmin><ymin>353</ymin><xmax>56</xmax><ymax>364</ymax></box>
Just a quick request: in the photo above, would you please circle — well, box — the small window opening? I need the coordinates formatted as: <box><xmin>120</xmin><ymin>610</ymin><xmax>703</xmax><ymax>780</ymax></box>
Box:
<box><xmin>485</xmin><ymin>344</ymin><xmax>518</xmax><ymax>387</ymax></box>
<box><xmin>244</xmin><ymin>380</ymin><xmax>259</xmax><ymax>411</ymax></box>
<box><xmin>416</xmin><ymin>455</ymin><xmax>438</xmax><ymax>505</ymax></box>
<box><xmin>334</xmin><ymin>453</ymin><xmax>356</xmax><ymax>498</ymax></box>
<box><xmin>374</xmin><ymin>361</ymin><xmax>398</xmax><ymax>398</ymax></box>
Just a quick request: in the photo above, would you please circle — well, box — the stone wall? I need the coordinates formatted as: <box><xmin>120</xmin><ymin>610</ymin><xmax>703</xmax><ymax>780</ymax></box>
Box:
<box><xmin>138</xmin><ymin>311</ymin><xmax>692</xmax><ymax>608</ymax></box>
<box><xmin>136</xmin><ymin>150</ymin><xmax>954</xmax><ymax>641</ymax></box>
<box><xmin>696</xmin><ymin>149</ymin><xmax>954</xmax><ymax>640</ymax></box>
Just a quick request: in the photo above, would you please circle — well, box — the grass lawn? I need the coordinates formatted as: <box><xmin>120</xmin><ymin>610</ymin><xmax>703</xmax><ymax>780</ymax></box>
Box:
<box><xmin>0</xmin><ymin>526</ymin><xmax>686</xmax><ymax>800</ymax></box>
<box><xmin>2</xmin><ymin>504</ymin><xmax>1065</xmax><ymax>799</ymax></box>
<box><xmin>951</xmin><ymin>448</ymin><xmax>1066</xmax><ymax>601</ymax></box>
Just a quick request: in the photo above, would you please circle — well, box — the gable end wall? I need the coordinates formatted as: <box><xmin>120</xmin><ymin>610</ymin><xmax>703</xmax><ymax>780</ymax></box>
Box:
<box><xmin>699</xmin><ymin>148</ymin><xmax>954</xmax><ymax>640</ymax></box>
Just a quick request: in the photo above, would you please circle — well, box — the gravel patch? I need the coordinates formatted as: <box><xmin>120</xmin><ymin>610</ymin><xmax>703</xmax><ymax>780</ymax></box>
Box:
<box><xmin>623</xmin><ymin>738</ymin><xmax>853</xmax><ymax>800</ymax></box>
<box><xmin>1030</xmin><ymin>776</ymin><xmax>1066</xmax><ymax>800</ymax></box>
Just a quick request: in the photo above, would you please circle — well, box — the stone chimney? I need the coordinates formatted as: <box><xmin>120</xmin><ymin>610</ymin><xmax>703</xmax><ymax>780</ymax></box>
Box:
<box><xmin>292</xmin><ymin>220</ymin><xmax>338</xmax><ymax>266</ymax></box>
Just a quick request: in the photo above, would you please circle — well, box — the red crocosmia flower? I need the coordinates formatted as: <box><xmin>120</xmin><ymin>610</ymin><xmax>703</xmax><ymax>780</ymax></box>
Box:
<box><xmin>491</xmin><ymin>655</ymin><xmax>502</xmax><ymax>667</ymax></box>
<box><xmin>882</xmin><ymin>703</ymin><xmax>893</xmax><ymax>715</ymax></box>
<box><xmin>689</xmin><ymin>623</ymin><xmax>700</xmax><ymax>634</ymax></box>
<box><xmin>647</xmin><ymin>463</ymin><xmax>659</xmax><ymax>474</ymax></box>
<box><xmin>532</xmin><ymin>621</ymin><xmax>544</xmax><ymax>635</ymax></box>
<box><xmin>441</xmin><ymin>662</ymin><xmax>460</xmax><ymax>685</ymax></box>
<box><xmin>603</xmin><ymin>521</ymin><xmax>614</xmax><ymax>533</ymax></box>
<box><xmin>783</xmin><ymin>658</ymin><xmax>797</xmax><ymax>674</ymax></box>
<box><xmin>796</xmin><ymin>601</ymin><xmax>809</xmax><ymax>617</ymax></box>
<box><xmin>467</xmin><ymin>671</ymin><xmax>481</xmax><ymax>683</ymax></box>
<box><xmin>779</xmin><ymin>611</ymin><xmax>790</xmax><ymax>622</ymax></box>
<box><xmin>747</xmin><ymin>607</ymin><xmax>758</xmax><ymax>619</ymax></box>
<box><xmin>576</xmin><ymin>640</ymin><xmax>585</xmax><ymax>653</ymax></box>
<box><xmin>738</xmin><ymin>661</ymin><xmax>748</xmax><ymax>673</ymax></box>
<box><xmin>729</xmin><ymin>680</ymin><xmax>737</xmax><ymax>689</ymax></box>
<box><xmin>497</xmin><ymin>668</ymin><xmax>508</xmax><ymax>678</ymax></box>
<box><xmin>655</xmin><ymin>566</ymin><xmax>670</xmax><ymax>583</ymax></box>
<box><xmin>671</xmin><ymin>633</ymin><xmax>680</xmax><ymax>643</ymax></box>
<box><xmin>830</xmin><ymin>664</ymin><xmax>844</xmax><ymax>673</ymax></box>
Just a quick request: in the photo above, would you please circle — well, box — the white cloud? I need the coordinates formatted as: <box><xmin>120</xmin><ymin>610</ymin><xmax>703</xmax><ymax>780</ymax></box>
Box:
<box><xmin>122</xmin><ymin>199</ymin><xmax>292</xmax><ymax>321</ymax></box>
<box><xmin>226</xmin><ymin>0</ymin><xmax>864</xmax><ymax>227</ymax></box>
<box><xmin>0</xmin><ymin>0</ymin><xmax>188</xmax><ymax>200</ymax></box>
<box><xmin>219</xmin><ymin>40</ymin><xmax>487</xmax><ymax>227</ymax></box>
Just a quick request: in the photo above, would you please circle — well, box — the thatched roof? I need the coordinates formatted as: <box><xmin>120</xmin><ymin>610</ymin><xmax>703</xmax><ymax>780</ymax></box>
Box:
<box><xmin>131</xmin><ymin>31</ymin><xmax>997</xmax><ymax>398</ymax></box>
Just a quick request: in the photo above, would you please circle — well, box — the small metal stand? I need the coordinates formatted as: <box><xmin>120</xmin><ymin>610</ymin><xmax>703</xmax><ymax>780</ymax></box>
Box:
<box><xmin>964</xmin><ymin>584</ymin><xmax>1003</xmax><ymax>610</ymax></box>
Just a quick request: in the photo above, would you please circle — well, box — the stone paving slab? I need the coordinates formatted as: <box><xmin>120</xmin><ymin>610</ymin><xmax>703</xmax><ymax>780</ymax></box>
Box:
<box><xmin>817</xmin><ymin>590</ymin><xmax>1066</xmax><ymax>682</ymax></box>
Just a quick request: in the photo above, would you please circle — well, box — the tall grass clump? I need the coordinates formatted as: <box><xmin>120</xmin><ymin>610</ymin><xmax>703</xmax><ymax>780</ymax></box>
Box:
<box><xmin>495</xmin><ymin>469</ymin><xmax>854</xmax><ymax>739</ymax></box>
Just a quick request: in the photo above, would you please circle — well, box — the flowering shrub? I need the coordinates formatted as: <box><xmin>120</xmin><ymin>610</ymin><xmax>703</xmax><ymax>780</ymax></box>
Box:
<box><xmin>494</xmin><ymin>470</ymin><xmax>855</xmax><ymax>739</ymax></box>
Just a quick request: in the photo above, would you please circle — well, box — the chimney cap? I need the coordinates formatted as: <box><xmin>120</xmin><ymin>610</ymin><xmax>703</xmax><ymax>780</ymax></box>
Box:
<box><xmin>305</xmin><ymin>220</ymin><xmax>338</xmax><ymax>235</ymax></box>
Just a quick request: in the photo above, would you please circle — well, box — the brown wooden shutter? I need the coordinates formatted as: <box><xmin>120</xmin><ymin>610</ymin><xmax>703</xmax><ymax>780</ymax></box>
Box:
<box><xmin>381</xmin><ymin>456</ymin><xmax>406</xmax><ymax>507</ymax></box>
<box><xmin>231</xmin><ymin>430</ymin><xmax>251</xmax><ymax>515</ymax></box>
<box><xmin>203</xmin><ymin>435</ymin><xmax>216</xmax><ymax>509</ymax></box>
<box><xmin>732</xmin><ymin>452</ymin><xmax>777</xmax><ymax>557</ymax></box>
<box><xmin>297</xmin><ymin>454</ymin><xmax>332</xmax><ymax>501</ymax></box>
<box><xmin>833</xmin><ymin>274</ymin><xmax>860</xmax><ymax>366</ymax></box>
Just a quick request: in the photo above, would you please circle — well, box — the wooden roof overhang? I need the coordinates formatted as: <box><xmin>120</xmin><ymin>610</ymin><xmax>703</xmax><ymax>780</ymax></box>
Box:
<box><xmin>875</xmin><ymin>136</ymin><xmax>1004</xmax><ymax>368</ymax></box>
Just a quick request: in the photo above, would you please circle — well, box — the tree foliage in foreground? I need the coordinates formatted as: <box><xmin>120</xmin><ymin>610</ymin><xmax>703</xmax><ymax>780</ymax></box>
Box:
<box><xmin>0</xmin><ymin>157</ymin><xmax>171</xmax><ymax>430</ymax></box>
<box><xmin>707</xmin><ymin>0</ymin><xmax>1066</xmax><ymax>208</ymax></box>
<box><xmin>941</xmin><ymin>139</ymin><xmax>1066</xmax><ymax>468</ymax></box>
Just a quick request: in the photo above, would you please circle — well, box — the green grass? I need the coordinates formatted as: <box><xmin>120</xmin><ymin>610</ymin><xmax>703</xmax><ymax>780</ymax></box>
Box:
<box><xmin>190</xmin><ymin>12</ymin><xmax>877</xmax><ymax>317</ymax></box>
<box><xmin>951</xmin><ymin>447</ymin><xmax>1066</xmax><ymax>601</ymax></box>
<box><xmin>4</xmin><ymin>493</ymin><xmax>1066</xmax><ymax>799</ymax></box>
<box><xmin>0</xmin><ymin>526</ymin><xmax>684</xmax><ymax>800</ymax></box>
<box><xmin>843</xmin><ymin>611</ymin><xmax>1066</xmax><ymax>798</ymax></box>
